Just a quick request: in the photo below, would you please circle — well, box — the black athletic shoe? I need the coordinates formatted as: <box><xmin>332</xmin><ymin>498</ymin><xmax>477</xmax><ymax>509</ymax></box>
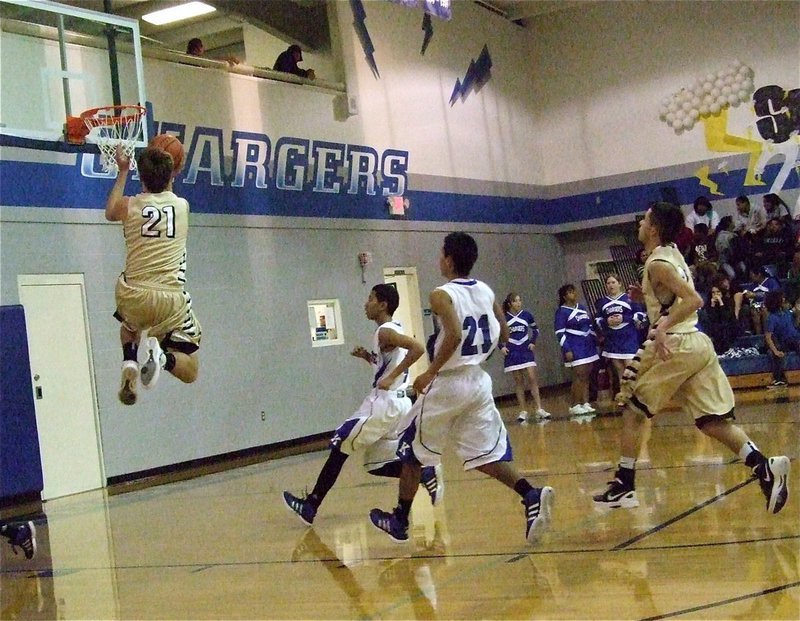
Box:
<box><xmin>593</xmin><ymin>477</ymin><xmax>639</xmax><ymax>509</ymax></box>
<box><xmin>755</xmin><ymin>456</ymin><xmax>790</xmax><ymax>514</ymax></box>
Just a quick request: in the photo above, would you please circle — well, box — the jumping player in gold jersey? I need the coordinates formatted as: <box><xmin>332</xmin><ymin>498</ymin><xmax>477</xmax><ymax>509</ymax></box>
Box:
<box><xmin>105</xmin><ymin>146</ymin><xmax>202</xmax><ymax>405</ymax></box>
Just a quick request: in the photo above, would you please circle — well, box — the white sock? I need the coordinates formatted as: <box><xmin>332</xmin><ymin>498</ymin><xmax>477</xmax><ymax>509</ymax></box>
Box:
<box><xmin>619</xmin><ymin>456</ymin><xmax>636</xmax><ymax>470</ymax></box>
<box><xmin>738</xmin><ymin>440</ymin><xmax>759</xmax><ymax>462</ymax></box>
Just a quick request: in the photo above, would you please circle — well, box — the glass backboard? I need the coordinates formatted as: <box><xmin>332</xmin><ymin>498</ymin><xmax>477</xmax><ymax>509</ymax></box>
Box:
<box><xmin>0</xmin><ymin>0</ymin><xmax>147</xmax><ymax>144</ymax></box>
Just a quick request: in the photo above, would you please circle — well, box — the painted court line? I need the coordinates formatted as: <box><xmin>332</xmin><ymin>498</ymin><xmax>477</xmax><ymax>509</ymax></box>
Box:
<box><xmin>639</xmin><ymin>580</ymin><xmax>800</xmax><ymax>620</ymax></box>
<box><xmin>612</xmin><ymin>477</ymin><xmax>756</xmax><ymax>551</ymax></box>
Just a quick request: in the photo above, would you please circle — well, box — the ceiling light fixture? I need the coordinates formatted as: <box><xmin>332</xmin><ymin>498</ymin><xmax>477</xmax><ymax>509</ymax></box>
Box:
<box><xmin>142</xmin><ymin>2</ymin><xmax>216</xmax><ymax>26</ymax></box>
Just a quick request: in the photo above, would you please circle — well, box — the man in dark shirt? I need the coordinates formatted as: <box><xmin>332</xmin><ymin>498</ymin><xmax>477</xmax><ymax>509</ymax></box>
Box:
<box><xmin>687</xmin><ymin>222</ymin><xmax>717</xmax><ymax>267</ymax></box>
<box><xmin>273</xmin><ymin>44</ymin><xmax>315</xmax><ymax>79</ymax></box>
<box><xmin>755</xmin><ymin>218</ymin><xmax>794</xmax><ymax>276</ymax></box>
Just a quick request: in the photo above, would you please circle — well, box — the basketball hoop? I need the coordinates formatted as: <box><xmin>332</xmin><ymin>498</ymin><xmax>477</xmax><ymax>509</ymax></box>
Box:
<box><xmin>68</xmin><ymin>105</ymin><xmax>146</xmax><ymax>172</ymax></box>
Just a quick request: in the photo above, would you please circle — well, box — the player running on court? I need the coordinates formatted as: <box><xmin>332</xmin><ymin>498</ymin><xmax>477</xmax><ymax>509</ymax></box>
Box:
<box><xmin>282</xmin><ymin>284</ymin><xmax>442</xmax><ymax>525</ymax></box>
<box><xmin>105</xmin><ymin>146</ymin><xmax>202</xmax><ymax>405</ymax></box>
<box><xmin>594</xmin><ymin>202</ymin><xmax>789</xmax><ymax>514</ymax></box>
<box><xmin>370</xmin><ymin>232</ymin><xmax>554</xmax><ymax>544</ymax></box>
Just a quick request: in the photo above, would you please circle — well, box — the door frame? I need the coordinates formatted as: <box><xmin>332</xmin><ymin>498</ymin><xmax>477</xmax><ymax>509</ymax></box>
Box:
<box><xmin>17</xmin><ymin>273</ymin><xmax>106</xmax><ymax>493</ymax></box>
<box><xmin>383</xmin><ymin>266</ymin><xmax>428</xmax><ymax>381</ymax></box>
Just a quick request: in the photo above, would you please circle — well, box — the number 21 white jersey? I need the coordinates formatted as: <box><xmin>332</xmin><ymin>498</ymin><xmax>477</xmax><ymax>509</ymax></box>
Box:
<box><xmin>433</xmin><ymin>278</ymin><xmax>500</xmax><ymax>372</ymax></box>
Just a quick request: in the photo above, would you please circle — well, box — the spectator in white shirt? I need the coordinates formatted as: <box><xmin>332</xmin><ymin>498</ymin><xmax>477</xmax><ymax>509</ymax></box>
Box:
<box><xmin>685</xmin><ymin>196</ymin><xmax>720</xmax><ymax>235</ymax></box>
<box><xmin>733</xmin><ymin>195</ymin><xmax>767</xmax><ymax>236</ymax></box>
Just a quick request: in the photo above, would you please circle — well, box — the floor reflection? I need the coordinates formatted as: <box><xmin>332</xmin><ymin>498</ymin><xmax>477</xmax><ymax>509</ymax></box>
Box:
<box><xmin>289</xmin><ymin>507</ymin><xmax>452</xmax><ymax>621</ymax></box>
<box><xmin>290</xmin><ymin>528</ymin><xmax>372</xmax><ymax>619</ymax></box>
<box><xmin>0</xmin><ymin>512</ymin><xmax>57</xmax><ymax>620</ymax></box>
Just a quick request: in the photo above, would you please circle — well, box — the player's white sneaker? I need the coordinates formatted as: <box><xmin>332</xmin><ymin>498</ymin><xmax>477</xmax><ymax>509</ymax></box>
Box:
<box><xmin>140</xmin><ymin>337</ymin><xmax>164</xmax><ymax>389</ymax></box>
<box><xmin>582</xmin><ymin>402</ymin><xmax>597</xmax><ymax>413</ymax></box>
<box><xmin>118</xmin><ymin>360</ymin><xmax>138</xmax><ymax>405</ymax></box>
<box><xmin>516</xmin><ymin>410</ymin><xmax>529</xmax><ymax>422</ymax></box>
<box><xmin>535</xmin><ymin>408</ymin><xmax>552</xmax><ymax>419</ymax></box>
<box><xmin>569</xmin><ymin>404</ymin><xmax>587</xmax><ymax>416</ymax></box>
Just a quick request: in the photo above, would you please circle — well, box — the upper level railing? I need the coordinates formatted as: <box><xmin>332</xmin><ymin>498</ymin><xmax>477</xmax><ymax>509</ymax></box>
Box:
<box><xmin>0</xmin><ymin>0</ymin><xmax>345</xmax><ymax>143</ymax></box>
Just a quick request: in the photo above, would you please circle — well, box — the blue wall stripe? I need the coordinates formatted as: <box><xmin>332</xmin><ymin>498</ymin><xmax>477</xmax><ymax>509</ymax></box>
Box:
<box><xmin>1</xmin><ymin>135</ymin><xmax>796</xmax><ymax>226</ymax></box>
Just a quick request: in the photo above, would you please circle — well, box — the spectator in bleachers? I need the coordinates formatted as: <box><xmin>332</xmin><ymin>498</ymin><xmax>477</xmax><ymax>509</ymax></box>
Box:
<box><xmin>634</xmin><ymin>247</ymin><xmax>648</xmax><ymax>283</ymax></box>
<box><xmin>763</xmin><ymin>290</ymin><xmax>800</xmax><ymax>388</ymax></box>
<box><xmin>741</xmin><ymin>265</ymin><xmax>782</xmax><ymax>335</ymax></box>
<box><xmin>730</xmin><ymin>199</ymin><xmax>766</xmax><ymax>281</ymax></box>
<box><xmin>693</xmin><ymin>261</ymin><xmax>718</xmax><ymax>304</ymax></box>
<box><xmin>685</xmin><ymin>196</ymin><xmax>720</xmax><ymax>234</ymax></box>
<box><xmin>714</xmin><ymin>216</ymin><xmax>739</xmax><ymax>280</ymax></box>
<box><xmin>675</xmin><ymin>224</ymin><xmax>694</xmax><ymax>259</ymax></box>
<box><xmin>712</xmin><ymin>272</ymin><xmax>746</xmax><ymax>325</ymax></box>
<box><xmin>273</xmin><ymin>44</ymin><xmax>315</xmax><ymax>80</ymax></box>
<box><xmin>703</xmin><ymin>281</ymin><xmax>739</xmax><ymax>355</ymax></box>
<box><xmin>753</xmin><ymin>217</ymin><xmax>795</xmax><ymax>277</ymax></box>
<box><xmin>784</xmin><ymin>250</ymin><xmax>800</xmax><ymax>328</ymax></box>
<box><xmin>762</xmin><ymin>193</ymin><xmax>793</xmax><ymax>225</ymax></box>
<box><xmin>554</xmin><ymin>284</ymin><xmax>599</xmax><ymax>417</ymax></box>
<box><xmin>792</xmin><ymin>193</ymin><xmax>800</xmax><ymax>236</ymax></box>
<box><xmin>687</xmin><ymin>222</ymin><xmax>718</xmax><ymax>268</ymax></box>
<box><xmin>734</xmin><ymin>195</ymin><xmax>767</xmax><ymax>236</ymax></box>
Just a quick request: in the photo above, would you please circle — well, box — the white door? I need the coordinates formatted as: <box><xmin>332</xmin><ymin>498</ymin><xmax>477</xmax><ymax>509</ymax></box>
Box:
<box><xmin>18</xmin><ymin>274</ymin><xmax>104</xmax><ymax>500</ymax></box>
<box><xmin>383</xmin><ymin>267</ymin><xmax>428</xmax><ymax>381</ymax></box>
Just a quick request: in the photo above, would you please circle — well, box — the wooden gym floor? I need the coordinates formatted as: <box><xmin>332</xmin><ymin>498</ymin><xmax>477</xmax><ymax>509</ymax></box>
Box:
<box><xmin>1</xmin><ymin>386</ymin><xmax>798</xmax><ymax>620</ymax></box>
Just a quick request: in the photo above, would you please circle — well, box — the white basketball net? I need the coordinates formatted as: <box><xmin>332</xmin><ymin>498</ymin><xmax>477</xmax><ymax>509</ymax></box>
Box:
<box><xmin>82</xmin><ymin>105</ymin><xmax>146</xmax><ymax>172</ymax></box>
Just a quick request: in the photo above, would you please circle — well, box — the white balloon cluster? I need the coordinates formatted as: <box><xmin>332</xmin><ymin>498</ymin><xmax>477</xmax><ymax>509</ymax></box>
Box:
<box><xmin>659</xmin><ymin>60</ymin><xmax>754</xmax><ymax>134</ymax></box>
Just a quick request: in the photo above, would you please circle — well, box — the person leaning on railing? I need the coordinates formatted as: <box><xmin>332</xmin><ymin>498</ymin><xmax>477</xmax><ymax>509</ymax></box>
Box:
<box><xmin>186</xmin><ymin>37</ymin><xmax>240</xmax><ymax>67</ymax></box>
<box><xmin>273</xmin><ymin>44</ymin><xmax>315</xmax><ymax>80</ymax></box>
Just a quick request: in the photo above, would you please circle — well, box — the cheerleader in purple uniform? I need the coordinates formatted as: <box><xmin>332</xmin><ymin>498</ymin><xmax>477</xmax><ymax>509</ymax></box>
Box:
<box><xmin>499</xmin><ymin>293</ymin><xmax>551</xmax><ymax>422</ymax></box>
<box><xmin>594</xmin><ymin>274</ymin><xmax>646</xmax><ymax>395</ymax></box>
<box><xmin>554</xmin><ymin>284</ymin><xmax>599</xmax><ymax>416</ymax></box>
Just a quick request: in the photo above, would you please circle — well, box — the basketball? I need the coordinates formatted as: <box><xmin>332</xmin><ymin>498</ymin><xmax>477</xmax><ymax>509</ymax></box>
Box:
<box><xmin>149</xmin><ymin>134</ymin><xmax>185</xmax><ymax>173</ymax></box>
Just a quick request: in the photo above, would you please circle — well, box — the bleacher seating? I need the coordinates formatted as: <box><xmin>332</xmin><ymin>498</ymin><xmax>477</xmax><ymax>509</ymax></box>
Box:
<box><xmin>594</xmin><ymin>260</ymin><xmax>619</xmax><ymax>284</ymax></box>
<box><xmin>580</xmin><ymin>279</ymin><xmax>605</xmax><ymax>317</ymax></box>
<box><xmin>609</xmin><ymin>245</ymin><xmax>641</xmax><ymax>287</ymax></box>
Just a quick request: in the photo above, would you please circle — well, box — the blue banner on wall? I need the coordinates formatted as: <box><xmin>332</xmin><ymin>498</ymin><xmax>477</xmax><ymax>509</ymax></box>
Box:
<box><xmin>1</xmin><ymin>103</ymin><xmax>797</xmax><ymax>226</ymax></box>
